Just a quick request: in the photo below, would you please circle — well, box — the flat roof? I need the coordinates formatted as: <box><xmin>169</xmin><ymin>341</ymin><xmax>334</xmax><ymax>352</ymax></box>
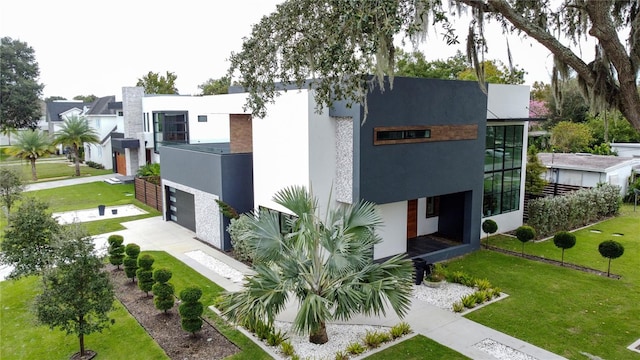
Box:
<box><xmin>538</xmin><ymin>153</ymin><xmax>640</xmax><ymax>172</ymax></box>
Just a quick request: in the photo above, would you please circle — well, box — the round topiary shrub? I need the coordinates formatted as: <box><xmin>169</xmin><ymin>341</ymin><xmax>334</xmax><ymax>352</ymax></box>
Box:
<box><xmin>179</xmin><ymin>286</ymin><xmax>204</xmax><ymax>336</ymax></box>
<box><xmin>481</xmin><ymin>219</ymin><xmax>498</xmax><ymax>247</ymax></box>
<box><xmin>152</xmin><ymin>268</ymin><xmax>174</xmax><ymax>313</ymax></box>
<box><xmin>553</xmin><ymin>231</ymin><xmax>576</xmax><ymax>265</ymax></box>
<box><xmin>123</xmin><ymin>243</ymin><xmax>141</xmax><ymax>282</ymax></box>
<box><xmin>515</xmin><ymin>225</ymin><xmax>536</xmax><ymax>256</ymax></box>
<box><xmin>107</xmin><ymin>235</ymin><xmax>125</xmax><ymax>269</ymax></box>
<box><xmin>598</xmin><ymin>240</ymin><xmax>625</xmax><ymax>277</ymax></box>
<box><xmin>136</xmin><ymin>254</ymin><xmax>155</xmax><ymax>295</ymax></box>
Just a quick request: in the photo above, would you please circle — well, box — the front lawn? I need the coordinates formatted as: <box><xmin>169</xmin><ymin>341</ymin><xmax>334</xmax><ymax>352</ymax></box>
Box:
<box><xmin>448</xmin><ymin>225</ymin><xmax>639</xmax><ymax>359</ymax></box>
<box><xmin>365</xmin><ymin>334</ymin><xmax>469</xmax><ymax>359</ymax></box>
<box><xmin>8</xmin><ymin>160</ymin><xmax>112</xmax><ymax>182</ymax></box>
<box><xmin>0</xmin><ymin>275</ymin><xmax>168</xmax><ymax>360</ymax></box>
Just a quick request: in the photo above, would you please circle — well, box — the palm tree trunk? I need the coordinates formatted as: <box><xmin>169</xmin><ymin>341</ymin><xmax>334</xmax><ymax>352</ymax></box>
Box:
<box><xmin>73</xmin><ymin>144</ymin><xmax>81</xmax><ymax>177</ymax></box>
<box><xmin>309</xmin><ymin>321</ymin><xmax>328</xmax><ymax>344</ymax></box>
<box><xmin>30</xmin><ymin>158</ymin><xmax>37</xmax><ymax>181</ymax></box>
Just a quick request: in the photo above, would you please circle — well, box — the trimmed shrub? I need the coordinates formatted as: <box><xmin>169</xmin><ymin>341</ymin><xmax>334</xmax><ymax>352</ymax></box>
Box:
<box><xmin>136</xmin><ymin>254</ymin><xmax>155</xmax><ymax>295</ymax></box>
<box><xmin>152</xmin><ymin>268</ymin><xmax>174</xmax><ymax>313</ymax></box>
<box><xmin>179</xmin><ymin>286</ymin><xmax>204</xmax><ymax>335</ymax></box>
<box><xmin>598</xmin><ymin>240</ymin><xmax>625</xmax><ymax>277</ymax></box>
<box><xmin>389</xmin><ymin>322</ymin><xmax>411</xmax><ymax>339</ymax></box>
<box><xmin>452</xmin><ymin>301</ymin><xmax>465</xmax><ymax>313</ymax></box>
<box><xmin>481</xmin><ymin>219</ymin><xmax>498</xmax><ymax>246</ymax></box>
<box><xmin>527</xmin><ymin>184</ymin><xmax>621</xmax><ymax>238</ymax></box>
<box><xmin>553</xmin><ymin>231</ymin><xmax>577</xmax><ymax>265</ymax></box>
<box><xmin>280</xmin><ymin>341</ymin><xmax>295</xmax><ymax>357</ymax></box>
<box><xmin>123</xmin><ymin>243</ymin><xmax>140</xmax><ymax>282</ymax></box>
<box><xmin>515</xmin><ymin>225</ymin><xmax>536</xmax><ymax>255</ymax></box>
<box><xmin>227</xmin><ymin>214</ymin><xmax>255</xmax><ymax>263</ymax></box>
<box><xmin>474</xmin><ymin>278</ymin><xmax>492</xmax><ymax>291</ymax></box>
<box><xmin>107</xmin><ymin>235</ymin><xmax>125</xmax><ymax>269</ymax></box>
<box><xmin>346</xmin><ymin>342</ymin><xmax>366</xmax><ymax>355</ymax></box>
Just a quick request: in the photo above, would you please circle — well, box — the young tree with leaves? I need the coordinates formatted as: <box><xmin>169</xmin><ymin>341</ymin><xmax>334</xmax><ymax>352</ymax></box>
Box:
<box><xmin>553</xmin><ymin>231</ymin><xmax>577</xmax><ymax>266</ymax></box>
<box><xmin>34</xmin><ymin>225</ymin><xmax>115</xmax><ymax>359</ymax></box>
<box><xmin>136</xmin><ymin>71</ymin><xmax>179</xmax><ymax>94</ymax></box>
<box><xmin>0</xmin><ymin>167</ymin><xmax>24</xmax><ymax>219</ymax></box>
<box><xmin>7</xmin><ymin>129</ymin><xmax>55</xmax><ymax>181</ymax></box>
<box><xmin>229</xmin><ymin>0</ymin><xmax>639</xmax><ymax>133</ymax></box>
<box><xmin>152</xmin><ymin>268</ymin><xmax>175</xmax><ymax>313</ymax></box>
<box><xmin>0</xmin><ymin>37</ymin><xmax>44</xmax><ymax>134</ymax></box>
<box><xmin>137</xmin><ymin>254</ymin><xmax>155</xmax><ymax>296</ymax></box>
<box><xmin>598</xmin><ymin>240</ymin><xmax>625</xmax><ymax>277</ymax></box>
<box><xmin>525</xmin><ymin>146</ymin><xmax>548</xmax><ymax>195</ymax></box>
<box><xmin>107</xmin><ymin>235</ymin><xmax>125</xmax><ymax>269</ymax></box>
<box><xmin>179</xmin><ymin>287</ymin><xmax>204</xmax><ymax>336</ymax></box>
<box><xmin>481</xmin><ymin>219</ymin><xmax>498</xmax><ymax>247</ymax></box>
<box><xmin>53</xmin><ymin>115</ymin><xmax>99</xmax><ymax>176</ymax></box>
<box><xmin>515</xmin><ymin>225</ymin><xmax>536</xmax><ymax>256</ymax></box>
<box><xmin>0</xmin><ymin>198</ymin><xmax>61</xmax><ymax>279</ymax></box>
<box><xmin>221</xmin><ymin>186</ymin><xmax>413</xmax><ymax>344</ymax></box>
<box><xmin>123</xmin><ymin>243</ymin><xmax>141</xmax><ymax>282</ymax></box>
<box><xmin>551</xmin><ymin>121</ymin><xmax>594</xmax><ymax>153</ymax></box>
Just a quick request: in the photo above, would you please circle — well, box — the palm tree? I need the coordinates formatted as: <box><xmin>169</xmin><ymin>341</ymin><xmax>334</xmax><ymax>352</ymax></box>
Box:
<box><xmin>7</xmin><ymin>130</ymin><xmax>54</xmax><ymax>181</ymax></box>
<box><xmin>221</xmin><ymin>186</ymin><xmax>414</xmax><ymax>344</ymax></box>
<box><xmin>53</xmin><ymin>115</ymin><xmax>99</xmax><ymax>176</ymax></box>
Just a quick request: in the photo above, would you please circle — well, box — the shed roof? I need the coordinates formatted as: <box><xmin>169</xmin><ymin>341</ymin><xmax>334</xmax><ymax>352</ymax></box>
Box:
<box><xmin>538</xmin><ymin>153</ymin><xmax>640</xmax><ymax>173</ymax></box>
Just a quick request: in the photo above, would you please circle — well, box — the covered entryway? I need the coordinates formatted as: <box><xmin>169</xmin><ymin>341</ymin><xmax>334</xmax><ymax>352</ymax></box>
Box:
<box><xmin>166</xmin><ymin>186</ymin><xmax>196</xmax><ymax>232</ymax></box>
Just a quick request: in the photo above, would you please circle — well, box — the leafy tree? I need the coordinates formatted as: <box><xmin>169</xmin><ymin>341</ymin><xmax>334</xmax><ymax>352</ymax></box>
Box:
<box><xmin>481</xmin><ymin>219</ymin><xmax>498</xmax><ymax>247</ymax></box>
<box><xmin>530</xmin><ymin>81</ymin><xmax>551</xmax><ymax>102</ymax></box>
<box><xmin>0</xmin><ymin>37</ymin><xmax>44</xmax><ymax>134</ymax></box>
<box><xmin>586</xmin><ymin>111</ymin><xmax>640</xmax><ymax>145</ymax></box>
<box><xmin>198</xmin><ymin>76</ymin><xmax>231</xmax><ymax>95</ymax></box>
<box><xmin>136</xmin><ymin>254</ymin><xmax>155</xmax><ymax>296</ymax></box>
<box><xmin>525</xmin><ymin>146</ymin><xmax>548</xmax><ymax>195</ymax></box>
<box><xmin>227</xmin><ymin>214</ymin><xmax>255</xmax><ymax>263</ymax></box>
<box><xmin>515</xmin><ymin>225</ymin><xmax>536</xmax><ymax>256</ymax></box>
<box><xmin>221</xmin><ymin>186</ymin><xmax>414</xmax><ymax>344</ymax></box>
<box><xmin>546</xmin><ymin>78</ymin><xmax>590</xmax><ymax>126</ymax></box>
<box><xmin>553</xmin><ymin>231</ymin><xmax>576</xmax><ymax>266</ymax></box>
<box><xmin>73</xmin><ymin>94</ymin><xmax>98</xmax><ymax>103</ymax></box>
<box><xmin>136</xmin><ymin>71</ymin><xmax>178</xmax><ymax>94</ymax></box>
<box><xmin>0</xmin><ymin>197</ymin><xmax>61</xmax><ymax>279</ymax></box>
<box><xmin>123</xmin><ymin>243</ymin><xmax>140</xmax><ymax>282</ymax></box>
<box><xmin>551</xmin><ymin>121</ymin><xmax>593</xmax><ymax>153</ymax></box>
<box><xmin>0</xmin><ymin>167</ymin><xmax>24</xmax><ymax>218</ymax></box>
<box><xmin>107</xmin><ymin>235</ymin><xmax>125</xmax><ymax>269</ymax></box>
<box><xmin>457</xmin><ymin>59</ymin><xmax>526</xmax><ymax>84</ymax></box>
<box><xmin>7</xmin><ymin>129</ymin><xmax>54</xmax><ymax>180</ymax></box>
<box><xmin>34</xmin><ymin>226</ymin><xmax>115</xmax><ymax>359</ymax></box>
<box><xmin>228</xmin><ymin>0</ymin><xmax>640</xmax><ymax>132</ymax></box>
<box><xmin>395</xmin><ymin>50</ymin><xmax>468</xmax><ymax>79</ymax></box>
<box><xmin>44</xmin><ymin>96</ymin><xmax>66</xmax><ymax>102</ymax></box>
<box><xmin>598</xmin><ymin>240</ymin><xmax>624</xmax><ymax>277</ymax></box>
<box><xmin>136</xmin><ymin>163</ymin><xmax>161</xmax><ymax>184</ymax></box>
<box><xmin>179</xmin><ymin>287</ymin><xmax>204</xmax><ymax>336</ymax></box>
<box><xmin>152</xmin><ymin>268</ymin><xmax>175</xmax><ymax>313</ymax></box>
<box><xmin>53</xmin><ymin>115</ymin><xmax>99</xmax><ymax>176</ymax></box>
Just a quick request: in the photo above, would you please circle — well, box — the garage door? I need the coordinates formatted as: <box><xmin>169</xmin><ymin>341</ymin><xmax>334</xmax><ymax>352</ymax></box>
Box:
<box><xmin>166</xmin><ymin>187</ymin><xmax>196</xmax><ymax>232</ymax></box>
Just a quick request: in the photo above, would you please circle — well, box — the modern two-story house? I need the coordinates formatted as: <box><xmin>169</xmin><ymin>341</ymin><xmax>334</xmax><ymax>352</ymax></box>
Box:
<box><xmin>120</xmin><ymin>77</ymin><xmax>530</xmax><ymax>263</ymax></box>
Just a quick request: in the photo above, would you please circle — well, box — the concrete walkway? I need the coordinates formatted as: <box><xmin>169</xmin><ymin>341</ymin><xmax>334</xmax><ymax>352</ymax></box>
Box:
<box><xmin>24</xmin><ymin>174</ymin><xmax>116</xmax><ymax>192</ymax></box>
<box><xmin>22</xmin><ymin>176</ymin><xmax>567</xmax><ymax>359</ymax></box>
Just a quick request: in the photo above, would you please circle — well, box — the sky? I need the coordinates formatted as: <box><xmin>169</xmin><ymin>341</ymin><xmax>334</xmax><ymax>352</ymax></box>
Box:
<box><xmin>0</xmin><ymin>0</ymin><xmax>578</xmax><ymax>101</ymax></box>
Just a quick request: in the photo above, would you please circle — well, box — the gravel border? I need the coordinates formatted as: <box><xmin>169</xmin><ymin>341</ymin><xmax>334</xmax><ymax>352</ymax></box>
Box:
<box><xmin>474</xmin><ymin>338</ymin><xmax>538</xmax><ymax>360</ymax></box>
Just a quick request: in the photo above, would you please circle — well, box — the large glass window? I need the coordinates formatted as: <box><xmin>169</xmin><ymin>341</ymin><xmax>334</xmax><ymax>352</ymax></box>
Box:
<box><xmin>483</xmin><ymin>125</ymin><xmax>524</xmax><ymax>217</ymax></box>
<box><xmin>153</xmin><ymin>111</ymin><xmax>188</xmax><ymax>153</ymax></box>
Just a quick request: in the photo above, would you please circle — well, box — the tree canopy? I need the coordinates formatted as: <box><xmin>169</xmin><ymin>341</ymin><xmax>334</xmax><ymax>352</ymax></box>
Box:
<box><xmin>7</xmin><ymin>129</ymin><xmax>55</xmax><ymax>181</ymax></box>
<box><xmin>136</xmin><ymin>71</ymin><xmax>179</xmax><ymax>94</ymax></box>
<box><xmin>0</xmin><ymin>37</ymin><xmax>44</xmax><ymax>134</ymax></box>
<box><xmin>73</xmin><ymin>94</ymin><xmax>98</xmax><ymax>103</ymax></box>
<box><xmin>198</xmin><ymin>76</ymin><xmax>231</xmax><ymax>95</ymax></box>
<box><xmin>229</xmin><ymin>0</ymin><xmax>639</xmax><ymax>132</ymax></box>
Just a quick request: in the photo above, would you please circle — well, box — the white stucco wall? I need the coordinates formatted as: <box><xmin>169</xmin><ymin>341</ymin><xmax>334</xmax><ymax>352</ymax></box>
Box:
<box><xmin>374</xmin><ymin>201</ymin><xmax>408</xmax><ymax>260</ymax></box>
<box><xmin>487</xmin><ymin>84</ymin><xmax>530</xmax><ymax>119</ymax></box>
<box><xmin>252</xmin><ymin>90</ymin><xmax>311</xmax><ymax>214</ymax></box>
<box><xmin>308</xmin><ymin>97</ymin><xmax>339</xmax><ymax>217</ymax></box>
<box><xmin>85</xmin><ymin>114</ymin><xmax>122</xmax><ymax>169</ymax></box>
<box><xmin>417</xmin><ymin>197</ymin><xmax>438</xmax><ymax>235</ymax></box>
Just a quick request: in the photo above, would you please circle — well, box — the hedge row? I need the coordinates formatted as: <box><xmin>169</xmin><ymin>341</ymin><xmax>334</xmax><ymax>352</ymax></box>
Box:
<box><xmin>527</xmin><ymin>184</ymin><xmax>621</xmax><ymax>238</ymax></box>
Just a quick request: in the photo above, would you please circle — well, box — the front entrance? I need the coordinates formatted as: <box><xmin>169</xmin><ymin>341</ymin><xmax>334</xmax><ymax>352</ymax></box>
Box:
<box><xmin>115</xmin><ymin>152</ymin><xmax>126</xmax><ymax>175</ymax></box>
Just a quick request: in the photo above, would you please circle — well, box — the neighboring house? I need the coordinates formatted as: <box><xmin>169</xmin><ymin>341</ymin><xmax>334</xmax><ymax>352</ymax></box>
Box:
<box><xmin>538</xmin><ymin>152</ymin><xmax>640</xmax><ymax>195</ymax></box>
<box><xmin>45</xmin><ymin>100</ymin><xmax>89</xmax><ymax>154</ymax></box>
<box><xmin>121</xmin><ymin>78</ymin><xmax>530</xmax><ymax>263</ymax></box>
<box><xmin>83</xmin><ymin>96</ymin><xmax>124</xmax><ymax>170</ymax></box>
<box><xmin>610</xmin><ymin>143</ymin><xmax>640</xmax><ymax>158</ymax></box>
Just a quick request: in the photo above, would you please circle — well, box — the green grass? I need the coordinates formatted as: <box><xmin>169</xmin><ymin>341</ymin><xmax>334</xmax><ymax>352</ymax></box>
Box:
<box><xmin>446</xmin><ymin>220</ymin><xmax>640</xmax><ymax>360</ymax></box>
<box><xmin>0</xmin><ymin>275</ymin><xmax>168</xmax><ymax>360</ymax></box>
<box><xmin>3</xmin><ymin>160</ymin><xmax>112</xmax><ymax>182</ymax></box>
<box><xmin>364</xmin><ymin>335</ymin><xmax>469</xmax><ymax>359</ymax></box>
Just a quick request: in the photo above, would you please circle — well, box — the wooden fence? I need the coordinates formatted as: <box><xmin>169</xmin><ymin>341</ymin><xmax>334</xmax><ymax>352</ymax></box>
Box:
<box><xmin>135</xmin><ymin>177</ymin><xmax>163</xmax><ymax>212</ymax></box>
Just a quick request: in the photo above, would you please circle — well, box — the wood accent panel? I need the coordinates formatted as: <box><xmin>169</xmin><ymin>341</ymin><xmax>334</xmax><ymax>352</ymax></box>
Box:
<box><xmin>135</xmin><ymin>178</ymin><xmax>163</xmax><ymax>212</ymax></box>
<box><xmin>407</xmin><ymin>199</ymin><xmax>418</xmax><ymax>239</ymax></box>
<box><xmin>374</xmin><ymin>124</ymin><xmax>478</xmax><ymax>145</ymax></box>
<box><xmin>115</xmin><ymin>153</ymin><xmax>126</xmax><ymax>175</ymax></box>
<box><xmin>230</xmin><ymin>114</ymin><xmax>252</xmax><ymax>153</ymax></box>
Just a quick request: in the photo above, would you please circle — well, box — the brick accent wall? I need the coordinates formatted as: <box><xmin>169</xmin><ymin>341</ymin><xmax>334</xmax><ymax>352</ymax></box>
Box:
<box><xmin>230</xmin><ymin>114</ymin><xmax>252</xmax><ymax>153</ymax></box>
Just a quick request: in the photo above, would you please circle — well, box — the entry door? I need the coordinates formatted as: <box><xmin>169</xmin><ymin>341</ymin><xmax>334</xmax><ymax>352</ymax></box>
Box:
<box><xmin>115</xmin><ymin>153</ymin><xmax>126</xmax><ymax>175</ymax></box>
<box><xmin>407</xmin><ymin>199</ymin><xmax>418</xmax><ymax>239</ymax></box>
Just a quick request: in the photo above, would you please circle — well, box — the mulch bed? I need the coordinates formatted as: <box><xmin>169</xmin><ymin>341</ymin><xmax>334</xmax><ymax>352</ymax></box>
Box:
<box><xmin>484</xmin><ymin>245</ymin><xmax>622</xmax><ymax>279</ymax></box>
<box><xmin>107</xmin><ymin>264</ymin><xmax>240</xmax><ymax>359</ymax></box>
